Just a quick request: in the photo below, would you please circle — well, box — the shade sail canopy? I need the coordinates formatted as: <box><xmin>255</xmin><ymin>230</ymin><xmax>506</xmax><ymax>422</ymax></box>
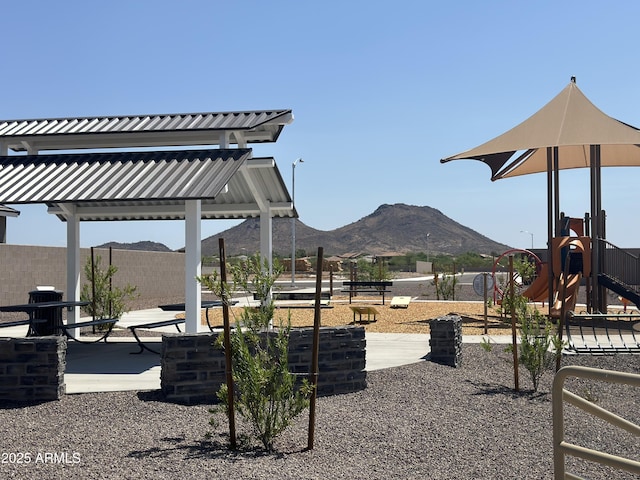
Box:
<box><xmin>440</xmin><ymin>78</ymin><xmax>640</xmax><ymax>180</ymax></box>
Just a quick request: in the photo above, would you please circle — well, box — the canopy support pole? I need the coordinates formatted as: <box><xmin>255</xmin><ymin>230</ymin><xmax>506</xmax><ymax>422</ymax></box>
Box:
<box><xmin>590</xmin><ymin>145</ymin><xmax>604</xmax><ymax>312</ymax></box>
<box><xmin>66</xmin><ymin>207</ymin><xmax>81</xmax><ymax>338</ymax></box>
<box><xmin>185</xmin><ymin>200</ymin><xmax>202</xmax><ymax>333</ymax></box>
<box><xmin>547</xmin><ymin>147</ymin><xmax>555</xmax><ymax>313</ymax></box>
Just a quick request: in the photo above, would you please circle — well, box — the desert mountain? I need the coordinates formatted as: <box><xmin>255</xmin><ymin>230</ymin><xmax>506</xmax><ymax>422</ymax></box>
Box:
<box><xmin>95</xmin><ymin>241</ymin><xmax>173</xmax><ymax>252</ymax></box>
<box><xmin>200</xmin><ymin>203</ymin><xmax>511</xmax><ymax>257</ymax></box>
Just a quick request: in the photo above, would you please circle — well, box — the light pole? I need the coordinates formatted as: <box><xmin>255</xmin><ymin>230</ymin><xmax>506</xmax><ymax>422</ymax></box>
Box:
<box><xmin>291</xmin><ymin>158</ymin><xmax>303</xmax><ymax>286</ymax></box>
<box><xmin>520</xmin><ymin>230</ymin><xmax>534</xmax><ymax>249</ymax></box>
<box><xmin>426</xmin><ymin>233</ymin><xmax>431</xmax><ymax>264</ymax></box>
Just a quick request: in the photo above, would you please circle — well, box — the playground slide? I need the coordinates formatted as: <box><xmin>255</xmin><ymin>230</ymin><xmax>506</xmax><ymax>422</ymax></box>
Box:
<box><xmin>522</xmin><ymin>264</ymin><xmax>581</xmax><ymax>317</ymax></box>
<box><xmin>550</xmin><ymin>272</ymin><xmax>582</xmax><ymax>319</ymax></box>
<box><xmin>522</xmin><ymin>263</ymin><xmax>550</xmax><ymax>303</ymax></box>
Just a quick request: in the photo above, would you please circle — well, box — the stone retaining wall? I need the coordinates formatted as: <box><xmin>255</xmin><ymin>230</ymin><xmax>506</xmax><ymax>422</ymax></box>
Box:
<box><xmin>0</xmin><ymin>336</ymin><xmax>66</xmax><ymax>402</ymax></box>
<box><xmin>160</xmin><ymin>326</ymin><xmax>367</xmax><ymax>404</ymax></box>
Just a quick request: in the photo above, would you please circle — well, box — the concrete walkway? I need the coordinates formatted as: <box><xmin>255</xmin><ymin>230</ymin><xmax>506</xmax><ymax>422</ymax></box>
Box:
<box><xmin>2</xmin><ymin>308</ymin><xmax>514</xmax><ymax>394</ymax></box>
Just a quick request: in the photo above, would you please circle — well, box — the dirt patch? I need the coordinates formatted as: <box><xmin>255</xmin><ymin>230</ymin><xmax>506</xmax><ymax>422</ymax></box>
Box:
<box><xmin>199</xmin><ymin>296</ymin><xmax>515</xmax><ymax>335</ymax></box>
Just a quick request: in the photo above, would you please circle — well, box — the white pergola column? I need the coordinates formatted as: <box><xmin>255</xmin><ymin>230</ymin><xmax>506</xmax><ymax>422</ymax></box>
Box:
<box><xmin>65</xmin><ymin>207</ymin><xmax>81</xmax><ymax>337</ymax></box>
<box><xmin>185</xmin><ymin>200</ymin><xmax>202</xmax><ymax>333</ymax></box>
<box><xmin>259</xmin><ymin>210</ymin><xmax>272</xmax><ymax>274</ymax></box>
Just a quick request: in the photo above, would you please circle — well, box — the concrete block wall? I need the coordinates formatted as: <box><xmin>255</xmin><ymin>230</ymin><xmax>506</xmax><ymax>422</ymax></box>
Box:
<box><xmin>160</xmin><ymin>326</ymin><xmax>367</xmax><ymax>404</ymax></box>
<box><xmin>0</xmin><ymin>245</ymin><xmax>185</xmax><ymax>314</ymax></box>
<box><xmin>429</xmin><ymin>314</ymin><xmax>462</xmax><ymax>367</ymax></box>
<box><xmin>0</xmin><ymin>336</ymin><xmax>66</xmax><ymax>402</ymax></box>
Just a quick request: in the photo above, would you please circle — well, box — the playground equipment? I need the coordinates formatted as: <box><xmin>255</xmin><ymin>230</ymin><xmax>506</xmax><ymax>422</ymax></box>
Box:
<box><xmin>492</xmin><ymin>215</ymin><xmax>640</xmax><ymax>354</ymax></box>
<box><xmin>491</xmin><ymin>248</ymin><xmax>543</xmax><ymax>305</ymax></box>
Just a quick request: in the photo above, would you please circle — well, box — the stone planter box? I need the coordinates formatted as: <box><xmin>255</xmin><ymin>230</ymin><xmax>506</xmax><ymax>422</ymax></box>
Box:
<box><xmin>160</xmin><ymin>326</ymin><xmax>367</xmax><ymax>404</ymax></box>
<box><xmin>0</xmin><ymin>336</ymin><xmax>66</xmax><ymax>402</ymax></box>
<box><xmin>429</xmin><ymin>314</ymin><xmax>462</xmax><ymax>367</ymax></box>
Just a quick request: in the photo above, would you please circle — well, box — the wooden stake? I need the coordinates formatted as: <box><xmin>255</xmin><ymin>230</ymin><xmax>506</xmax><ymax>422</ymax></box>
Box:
<box><xmin>307</xmin><ymin>246</ymin><xmax>323</xmax><ymax>450</ymax></box>
<box><xmin>219</xmin><ymin>238</ymin><xmax>236</xmax><ymax>449</ymax></box>
<box><xmin>483</xmin><ymin>273</ymin><xmax>488</xmax><ymax>335</ymax></box>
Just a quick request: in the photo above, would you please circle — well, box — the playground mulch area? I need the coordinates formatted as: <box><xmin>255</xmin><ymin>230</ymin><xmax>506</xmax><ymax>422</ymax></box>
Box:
<box><xmin>201</xmin><ymin>297</ymin><xmax>513</xmax><ymax>335</ymax></box>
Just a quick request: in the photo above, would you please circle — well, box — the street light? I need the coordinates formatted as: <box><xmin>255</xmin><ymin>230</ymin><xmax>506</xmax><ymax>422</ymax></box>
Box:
<box><xmin>426</xmin><ymin>233</ymin><xmax>431</xmax><ymax>264</ymax></box>
<box><xmin>291</xmin><ymin>158</ymin><xmax>304</xmax><ymax>286</ymax></box>
<box><xmin>520</xmin><ymin>230</ymin><xmax>534</xmax><ymax>249</ymax></box>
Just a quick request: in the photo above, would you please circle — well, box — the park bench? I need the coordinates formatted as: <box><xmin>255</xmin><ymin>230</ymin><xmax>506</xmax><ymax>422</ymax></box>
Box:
<box><xmin>128</xmin><ymin>318</ymin><xmax>186</xmax><ymax>354</ymax></box>
<box><xmin>341</xmin><ymin>281</ymin><xmax>393</xmax><ymax>305</ymax></box>
<box><xmin>0</xmin><ymin>318</ymin><xmax>47</xmax><ymax>336</ymax></box>
<box><xmin>59</xmin><ymin>317</ymin><xmax>120</xmax><ymax>343</ymax></box>
<box><xmin>253</xmin><ymin>291</ymin><xmax>331</xmax><ymax>301</ymax></box>
<box><xmin>159</xmin><ymin>300</ymin><xmax>237</xmax><ymax>330</ymax></box>
<box><xmin>0</xmin><ymin>316</ymin><xmax>118</xmax><ymax>342</ymax></box>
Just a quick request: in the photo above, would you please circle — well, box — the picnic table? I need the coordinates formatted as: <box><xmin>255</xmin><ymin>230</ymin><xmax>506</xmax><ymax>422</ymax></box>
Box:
<box><xmin>158</xmin><ymin>300</ymin><xmax>237</xmax><ymax>330</ymax></box>
<box><xmin>0</xmin><ymin>300</ymin><xmax>90</xmax><ymax>336</ymax></box>
<box><xmin>127</xmin><ymin>300</ymin><xmax>239</xmax><ymax>354</ymax></box>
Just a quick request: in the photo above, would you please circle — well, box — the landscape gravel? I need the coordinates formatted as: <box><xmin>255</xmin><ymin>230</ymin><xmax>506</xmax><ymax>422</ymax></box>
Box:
<box><xmin>1</xmin><ymin>346</ymin><xmax>638</xmax><ymax>479</ymax></box>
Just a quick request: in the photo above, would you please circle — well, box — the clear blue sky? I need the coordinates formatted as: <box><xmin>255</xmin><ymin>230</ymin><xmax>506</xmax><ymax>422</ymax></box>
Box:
<box><xmin>2</xmin><ymin>0</ymin><xmax>640</xmax><ymax>252</ymax></box>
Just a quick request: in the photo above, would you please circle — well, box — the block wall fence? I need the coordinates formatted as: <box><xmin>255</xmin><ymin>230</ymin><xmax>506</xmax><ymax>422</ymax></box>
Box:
<box><xmin>0</xmin><ymin>244</ymin><xmax>186</xmax><ymax>312</ymax></box>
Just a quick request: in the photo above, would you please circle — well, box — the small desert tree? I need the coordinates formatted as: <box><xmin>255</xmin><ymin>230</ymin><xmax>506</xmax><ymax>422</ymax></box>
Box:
<box><xmin>484</xmin><ymin>293</ymin><xmax>564</xmax><ymax>392</ymax></box>
<box><xmin>199</xmin><ymin>254</ymin><xmax>313</xmax><ymax>451</ymax></box>
<box><xmin>431</xmin><ymin>272</ymin><xmax>459</xmax><ymax>300</ymax></box>
<box><xmin>80</xmin><ymin>255</ymin><xmax>138</xmax><ymax>328</ymax></box>
<box><xmin>518</xmin><ymin>309</ymin><xmax>564</xmax><ymax>392</ymax></box>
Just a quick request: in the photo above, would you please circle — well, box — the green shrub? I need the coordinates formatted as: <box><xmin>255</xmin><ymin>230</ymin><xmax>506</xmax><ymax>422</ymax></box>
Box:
<box><xmin>518</xmin><ymin>310</ymin><xmax>560</xmax><ymax>392</ymax></box>
<box><xmin>199</xmin><ymin>254</ymin><xmax>313</xmax><ymax>451</ymax></box>
<box><xmin>432</xmin><ymin>272</ymin><xmax>459</xmax><ymax>300</ymax></box>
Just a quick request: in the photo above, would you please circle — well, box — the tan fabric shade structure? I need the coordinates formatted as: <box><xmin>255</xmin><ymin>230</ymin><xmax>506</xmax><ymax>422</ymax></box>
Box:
<box><xmin>441</xmin><ymin>77</ymin><xmax>640</xmax><ymax>180</ymax></box>
<box><xmin>441</xmin><ymin>77</ymin><xmax>640</xmax><ymax>312</ymax></box>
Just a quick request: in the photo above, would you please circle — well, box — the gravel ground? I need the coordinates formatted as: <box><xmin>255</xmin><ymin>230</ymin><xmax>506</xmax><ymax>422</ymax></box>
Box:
<box><xmin>1</xmin><ymin>346</ymin><xmax>638</xmax><ymax>479</ymax></box>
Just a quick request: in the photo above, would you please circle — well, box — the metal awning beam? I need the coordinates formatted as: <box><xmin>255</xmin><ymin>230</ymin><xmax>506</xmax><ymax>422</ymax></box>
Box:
<box><xmin>46</xmin><ymin>202</ymin><xmax>292</xmax><ymax>220</ymax></box>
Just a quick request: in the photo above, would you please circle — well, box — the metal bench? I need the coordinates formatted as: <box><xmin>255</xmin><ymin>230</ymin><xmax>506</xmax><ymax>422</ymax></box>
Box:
<box><xmin>342</xmin><ymin>281</ymin><xmax>393</xmax><ymax>305</ymax></box>
<box><xmin>159</xmin><ymin>300</ymin><xmax>238</xmax><ymax>330</ymax></box>
<box><xmin>59</xmin><ymin>318</ymin><xmax>119</xmax><ymax>343</ymax></box>
<box><xmin>127</xmin><ymin>318</ymin><xmax>186</xmax><ymax>354</ymax></box>
<box><xmin>0</xmin><ymin>318</ymin><xmax>47</xmax><ymax>336</ymax></box>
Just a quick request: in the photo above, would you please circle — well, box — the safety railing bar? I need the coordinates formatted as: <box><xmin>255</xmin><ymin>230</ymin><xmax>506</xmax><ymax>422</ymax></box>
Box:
<box><xmin>562</xmin><ymin>389</ymin><xmax>640</xmax><ymax>436</ymax></box>
<box><xmin>553</xmin><ymin>366</ymin><xmax>640</xmax><ymax>479</ymax></box>
<box><xmin>559</xmin><ymin>442</ymin><xmax>640</xmax><ymax>475</ymax></box>
<box><xmin>563</xmin><ymin>472</ymin><xmax>586</xmax><ymax>480</ymax></box>
<box><xmin>600</xmin><ymin>238</ymin><xmax>640</xmax><ymax>295</ymax></box>
<box><xmin>556</xmin><ymin>366</ymin><xmax>640</xmax><ymax>386</ymax></box>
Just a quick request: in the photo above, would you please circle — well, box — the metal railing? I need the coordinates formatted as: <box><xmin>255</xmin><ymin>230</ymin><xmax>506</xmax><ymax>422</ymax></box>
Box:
<box><xmin>553</xmin><ymin>365</ymin><xmax>640</xmax><ymax>479</ymax></box>
<box><xmin>600</xmin><ymin>239</ymin><xmax>640</xmax><ymax>295</ymax></box>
